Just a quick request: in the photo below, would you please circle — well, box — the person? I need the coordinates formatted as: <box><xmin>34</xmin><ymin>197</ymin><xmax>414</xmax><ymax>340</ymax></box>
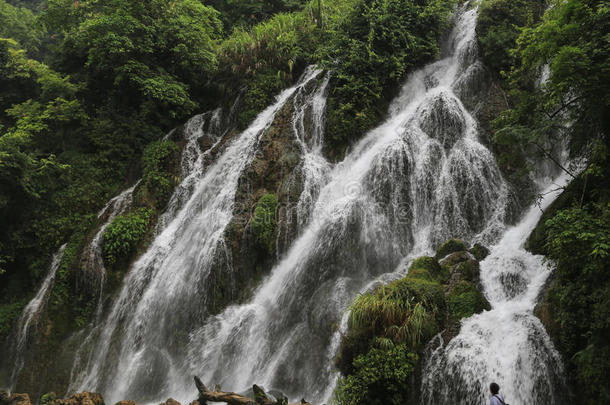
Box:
<box><xmin>489</xmin><ymin>382</ymin><xmax>506</xmax><ymax>405</ymax></box>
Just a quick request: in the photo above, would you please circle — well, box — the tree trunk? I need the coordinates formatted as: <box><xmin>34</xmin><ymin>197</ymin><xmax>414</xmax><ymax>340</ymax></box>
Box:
<box><xmin>193</xmin><ymin>377</ymin><xmax>312</xmax><ymax>405</ymax></box>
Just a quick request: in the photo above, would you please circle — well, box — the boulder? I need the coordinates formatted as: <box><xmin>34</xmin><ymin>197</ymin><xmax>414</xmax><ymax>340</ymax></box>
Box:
<box><xmin>159</xmin><ymin>399</ymin><xmax>181</xmax><ymax>405</ymax></box>
<box><xmin>51</xmin><ymin>392</ymin><xmax>104</xmax><ymax>405</ymax></box>
<box><xmin>434</xmin><ymin>238</ymin><xmax>467</xmax><ymax>260</ymax></box>
<box><xmin>0</xmin><ymin>393</ymin><xmax>32</xmax><ymax>405</ymax></box>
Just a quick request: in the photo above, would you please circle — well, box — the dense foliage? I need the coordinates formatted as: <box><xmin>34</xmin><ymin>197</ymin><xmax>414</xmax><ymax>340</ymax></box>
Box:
<box><xmin>102</xmin><ymin>208</ymin><xmax>151</xmax><ymax>266</ymax></box>
<box><xmin>320</xmin><ymin>0</ymin><xmax>455</xmax><ymax>156</ymax></box>
<box><xmin>141</xmin><ymin>140</ymin><xmax>179</xmax><ymax>206</ymax></box>
<box><xmin>478</xmin><ymin>0</ymin><xmax>610</xmax><ymax>402</ymax></box>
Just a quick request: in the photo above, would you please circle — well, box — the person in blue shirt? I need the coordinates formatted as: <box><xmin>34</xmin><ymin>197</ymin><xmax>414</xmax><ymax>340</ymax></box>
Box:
<box><xmin>490</xmin><ymin>382</ymin><xmax>506</xmax><ymax>405</ymax></box>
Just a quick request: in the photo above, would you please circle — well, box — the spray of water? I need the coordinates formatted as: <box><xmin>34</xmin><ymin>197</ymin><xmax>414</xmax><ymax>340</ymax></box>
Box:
<box><xmin>7</xmin><ymin>244</ymin><xmax>67</xmax><ymax>390</ymax></box>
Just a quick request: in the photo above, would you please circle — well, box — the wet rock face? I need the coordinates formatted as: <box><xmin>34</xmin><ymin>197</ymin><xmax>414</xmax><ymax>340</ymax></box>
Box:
<box><xmin>417</xmin><ymin>93</ymin><xmax>467</xmax><ymax>151</ymax></box>
<box><xmin>210</xmin><ymin>93</ymin><xmax>305</xmax><ymax>313</ymax></box>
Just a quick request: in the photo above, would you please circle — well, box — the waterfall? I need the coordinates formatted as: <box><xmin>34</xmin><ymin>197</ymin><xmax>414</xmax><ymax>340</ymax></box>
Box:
<box><xmin>81</xmin><ymin>181</ymin><xmax>140</xmax><ymax>302</ymax></box>
<box><xmin>7</xmin><ymin>244</ymin><xmax>67</xmax><ymax>389</ymax></box>
<box><xmin>421</xmin><ymin>172</ymin><xmax>570</xmax><ymax>405</ymax></box>
<box><xmin>69</xmin><ymin>67</ymin><xmax>325</xmax><ymax>403</ymax></box>
<box><xmin>186</xmin><ymin>4</ymin><xmax>508</xmax><ymax>403</ymax></box>
<box><xmin>64</xmin><ymin>1</ymin><xmax>566</xmax><ymax>403</ymax></box>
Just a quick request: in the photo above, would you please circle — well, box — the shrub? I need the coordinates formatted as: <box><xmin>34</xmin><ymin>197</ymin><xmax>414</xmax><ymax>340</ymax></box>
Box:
<box><xmin>102</xmin><ymin>208</ymin><xmax>152</xmax><ymax>266</ymax></box>
<box><xmin>336</xmin><ymin>276</ymin><xmax>445</xmax><ymax>375</ymax></box>
<box><xmin>334</xmin><ymin>344</ymin><xmax>417</xmax><ymax>405</ymax></box>
<box><xmin>320</xmin><ymin>0</ymin><xmax>456</xmax><ymax>156</ymax></box>
<box><xmin>141</xmin><ymin>140</ymin><xmax>179</xmax><ymax>207</ymax></box>
<box><xmin>251</xmin><ymin>193</ymin><xmax>279</xmax><ymax>253</ymax></box>
<box><xmin>476</xmin><ymin>0</ymin><xmax>544</xmax><ymax>75</ymax></box>
<box><xmin>540</xmin><ymin>202</ymin><xmax>610</xmax><ymax>402</ymax></box>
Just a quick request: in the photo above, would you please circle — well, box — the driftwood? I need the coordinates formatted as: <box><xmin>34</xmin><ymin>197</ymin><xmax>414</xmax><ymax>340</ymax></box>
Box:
<box><xmin>194</xmin><ymin>376</ymin><xmax>312</xmax><ymax>405</ymax></box>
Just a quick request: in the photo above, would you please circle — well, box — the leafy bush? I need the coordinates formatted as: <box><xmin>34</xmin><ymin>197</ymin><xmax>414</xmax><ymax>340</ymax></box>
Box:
<box><xmin>102</xmin><ymin>208</ymin><xmax>151</xmax><ymax>266</ymax></box>
<box><xmin>141</xmin><ymin>140</ymin><xmax>179</xmax><ymax>207</ymax></box>
<box><xmin>251</xmin><ymin>193</ymin><xmax>279</xmax><ymax>253</ymax></box>
<box><xmin>333</xmin><ymin>344</ymin><xmax>417</xmax><ymax>405</ymax></box>
<box><xmin>541</xmin><ymin>203</ymin><xmax>610</xmax><ymax>402</ymax></box>
<box><xmin>476</xmin><ymin>0</ymin><xmax>544</xmax><ymax>76</ymax></box>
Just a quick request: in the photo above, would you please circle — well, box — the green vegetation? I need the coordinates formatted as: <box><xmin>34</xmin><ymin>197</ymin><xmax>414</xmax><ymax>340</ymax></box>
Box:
<box><xmin>141</xmin><ymin>140</ymin><xmax>180</xmax><ymax>207</ymax></box>
<box><xmin>534</xmin><ymin>201</ymin><xmax>610</xmax><ymax>403</ymax></box>
<box><xmin>446</xmin><ymin>280</ymin><xmax>489</xmax><ymax>321</ymax></box>
<box><xmin>476</xmin><ymin>0</ymin><xmax>610</xmax><ymax>402</ymax></box>
<box><xmin>320</xmin><ymin>0</ymin><xmax>456</xmax><ymax>156</ymax></box>
<box><xmin>334</xmin><ymin>344</ymin><xmax>417</xmax><ymax>405</ymax></box>
<box><xmin>0</xmin><ymin>0</ymin><xmax>43</xmax><ymax>55</ymax></box>
<box><xmin>251</xmin><ymin>193</ymin><xmax>279</xmax><ymax>253</ymax></box>
<box><xmin>102</xmin><ymin>208</ymin><xmax>152</xmax><ymax>266</ymax></box>
<box><xmin>334</xmin><ymin>246</ymin><xmax>490</xmax><ymax>405</ymax></box>
<box><xmin>434</xmin><ymin>238</ymin><xmax>467</xmax><ymax>259</ymax></box>
<box><xmin>476</xmin><ymin>0</ymin><xmax>544</xmax><ymax>76</ymax></box>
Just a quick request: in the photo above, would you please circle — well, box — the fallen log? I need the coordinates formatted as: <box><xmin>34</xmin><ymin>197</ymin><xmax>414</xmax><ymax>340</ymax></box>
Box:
<box><xmin>194</xmin><ymin>376</ymin><xmax>312</xmax><ymax>405</ymax></box>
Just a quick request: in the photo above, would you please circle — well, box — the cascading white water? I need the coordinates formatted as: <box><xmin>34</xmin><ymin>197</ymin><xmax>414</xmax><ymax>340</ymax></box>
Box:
<box><xmin>64</xmin><ymin>2</ymin><xmax>566</xmax><ymax>403</ymax></box>
<box><xmin>81</xmin><ymin>181</ymin><xmax>140</xmax><ymax>301</ymax></box>
<box><xmin>421</xmin><ymin>172</ymin><xmax>571</xmax><ymax>405</ymax></box>
<box><xmin>185</xmin><ymin>4</ymin><xmax>509</xmax><ymax>403</ymax></box>
<box><xmin>69</xmin><ymin>68</ymin><xmax>325</xmax><ymax>403</ymax></box>
<box><xmin>7</xmin><ymin>243</ymin><xmax>67</xmax><ymax>389</ymax></box>
<box><xmin>290</xmin><ymin>72</ymin><xmax>332</xmax><ymax>231</ymax></box>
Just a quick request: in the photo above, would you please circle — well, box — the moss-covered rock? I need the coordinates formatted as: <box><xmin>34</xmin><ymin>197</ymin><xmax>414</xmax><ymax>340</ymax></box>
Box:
<box><xmin>447</xmin><ymin>280</ymin><xmax>490</xmax><ymax>322</ymax></box>
<box><xmin>470</xmin><ymin>243</ymin><xmax>490</xmax><ymax>261</ymax></box>
<box><xmin>408</xmin><ymin>256</ymin><xmax>442</xmax><ymax>279</ymax></box>
<box><xmin>434</xmin><ymin>238</ymin><xmax>467</xmax><ymax>260</ymax></box>
<box><xmin>406</xmin><ymin>268</ymin><xmax>433</xmax><ymax>281</ymax></box>
<box><xmin>335</xmin><ymin>242</ymin><xmax>491</xmax><ymax>403</ymax></box>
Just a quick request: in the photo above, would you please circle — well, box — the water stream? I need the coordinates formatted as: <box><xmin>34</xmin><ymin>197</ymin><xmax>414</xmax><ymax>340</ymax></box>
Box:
<box><xmin>60</xmin><ymin>2</ymin><xmax>568</xmax><ymax>404</ymax></box>
<box><xmin>7</xmin><ymin>244</ymin><xmax>67</xmax><ymax>390</ymax></box>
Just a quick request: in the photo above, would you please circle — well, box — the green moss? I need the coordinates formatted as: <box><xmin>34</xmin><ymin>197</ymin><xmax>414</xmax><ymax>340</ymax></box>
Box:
<box><xmin>40</xmin><ymin>392</ymin><xmax>56</xmax><ymax>405</ymax></box>
<box><xmin>470</xmin><ymin>243</ymin><xmax>490</xmax><ymax>261</ymax></box>
<box><xmin>435</xmin><ymin>238</ymin><xmax>467</xmax><ymax>259</ymax></box>
<box><xmin>406</xmin><ymin>268</ymin><xmax>432</xmax><ymax>281</ymax></box>
<box><xmin>238</xmin><ymin>70</ymin><xmax>292</xmax><ymax>129</ymax></box>
<box><xmin>408</xmin><ymin>256</ymin><xmax>441</xmax><ymax>279</ymax></box>
<box><xmin>455</xmin><ymin>259</ymin><xmax>480</xmax><ymax>283</ymax></box>
<box><xmin>447</xmin><ymin>281</ymin><xmax>490</xmax><ymax>321</ymax></box>
<box><xmin>251</xmin><ymin>193</ymin><xmax>278</xmax><ymax>254</ymax></box>
<box><xmin>47</xmin><ymin>215</ymin><xmax>96</xmax><ymax>343</ymax></box>
<box><xmin>102</xmin><ymin>208</ymin><xmax>152</xmax><ymax>266</ymax></box>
